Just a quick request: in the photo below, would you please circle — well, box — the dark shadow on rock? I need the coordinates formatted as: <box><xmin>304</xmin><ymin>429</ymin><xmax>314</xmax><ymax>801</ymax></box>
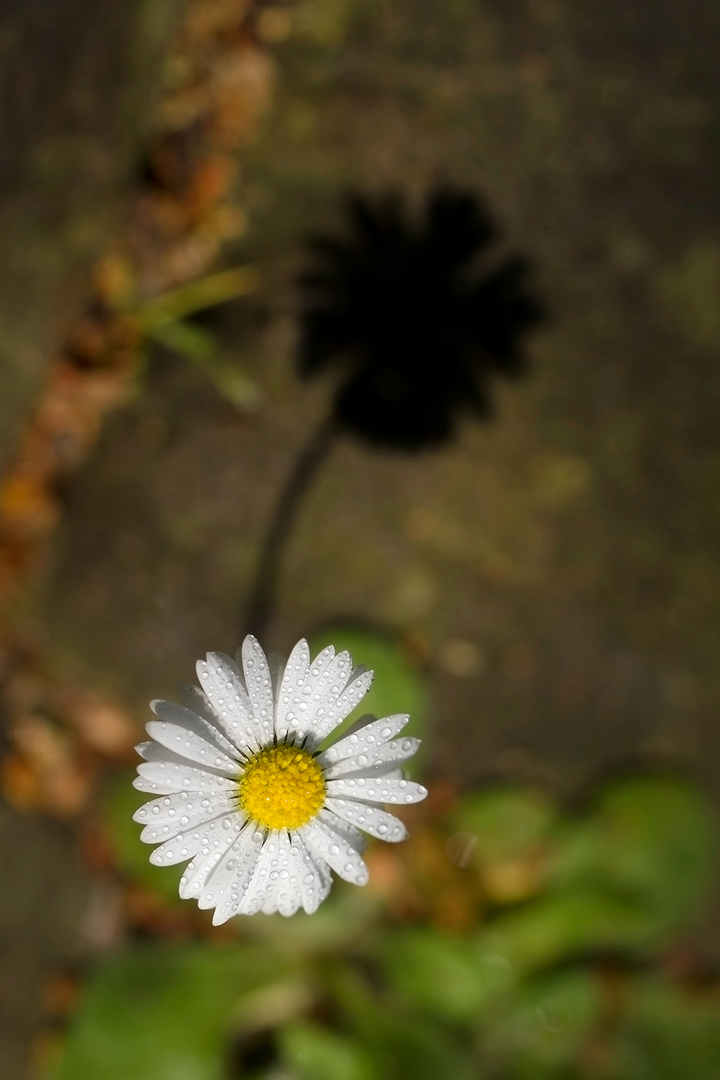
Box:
<box><xmin>297</xmin><ymin>188</ymin><xmax>546</xmax><ymax>451</ymax></box>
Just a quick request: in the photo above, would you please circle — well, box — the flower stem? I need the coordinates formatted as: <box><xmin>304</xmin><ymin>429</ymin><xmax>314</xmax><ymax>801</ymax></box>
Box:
<box><xmin>243</xmin><ymin>413</ymin><xmax>337</xmax><ymax>640</ymax></box>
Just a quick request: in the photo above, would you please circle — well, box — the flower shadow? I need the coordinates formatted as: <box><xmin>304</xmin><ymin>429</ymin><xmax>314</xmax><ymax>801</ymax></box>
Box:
<box><xmin>298</xmin><ymin>188</ymin><xmax>546</xmax><ymax>451</ymax></box>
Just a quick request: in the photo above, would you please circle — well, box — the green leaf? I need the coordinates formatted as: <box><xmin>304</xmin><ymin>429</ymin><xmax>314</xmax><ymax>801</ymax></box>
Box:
<box><xmin>483</xmin><ymin>969</ymin><xmax>603</xmax><ymax>1078</ymax></box>
<box><xmin>145</xmin><ymin>321</ymin><xmax>263</xmax><ymax>409</ymax></box>
<box><xmin>337</xmin><ymin>972</ymin><xmax>476</xmax><ymax>1080</ymax></box>
<box><xmin>614</xmin><ymin>977</ymin><xmax>720</xmax><ymax>1080</ymax></box>
<box><xmin>476</xmin><ymin>891</ymin><xmax>652</xmax><ymax>975</ymax></box>
<box><xmin>381</xmin><ymin>927</ymin><xmax>500</xmax><ymax>1022</ymax></box>
<box><xmin>146</xmin><ymin>319</ymin><xmax>219</xmax><ymax>362</ymax></box>
<box><xmin>281</xmin><ymin>1022</ymin><xmax>374</xmax><ymax>1080</ymax></box>
<box><xmin>135</xmin><ymin>266</ymin><xmax>259</xmax><ymax>330</ymax></box>
<box><xmin>551</xmin><ymin>775</ymin><xmax>716</xmax><ymax>937</ymax></box>
<box><xmin>199</xmin><ymin>360</ymin><xmax>263</xmax><ymax>410</ymax></box>
<box><xmin>45</xmin><ymin>943</ymin><xmax>290</xmax><ymax>1080</ymax></box>
<box><xmin>452</xmin><ymin>786</ymin><xmax>558</xmax><ymax>865</ymax></box>
<box><xmin>101</xmin><ymin>771</ymin><xmax>185</xmax><ymax>904</ymax></box>
<box><xmin>308</xmin><ymin>626</ymin><xmax>428</xmax><ymax>768</ymax></box>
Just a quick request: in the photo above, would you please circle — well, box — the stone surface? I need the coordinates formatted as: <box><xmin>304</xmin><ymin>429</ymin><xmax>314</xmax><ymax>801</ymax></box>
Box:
<box><xmin>0</xmin><ymin>0</ymin><xmax>183</xmax><ymax>471</ymax></box>
<box><xmin>0</xmin><ymin>3</ymin><xmax>183</xmax><ymax>1076</ymax></box>
<box><xmin>0</xmin><ymin>806</ymin><xmax>90</xmax><ymax>1080</ymax></box>
<box><xmin>41</xmin><ymin>0</ymin><xmax>720</xmax><ymax>802</ymax></box>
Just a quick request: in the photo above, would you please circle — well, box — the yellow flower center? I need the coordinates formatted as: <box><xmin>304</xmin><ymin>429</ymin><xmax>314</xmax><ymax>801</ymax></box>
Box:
<box><xmin>238</xmin><ymin>745</ymin><xmax>326</xmax><ymax>830</ymax></box>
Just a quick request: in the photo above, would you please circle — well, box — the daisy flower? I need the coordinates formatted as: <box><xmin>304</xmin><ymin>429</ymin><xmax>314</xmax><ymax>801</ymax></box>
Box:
<box><xmin>133</xmin><ymin>635</ymin><xmax>427</xmax><ymax>921</ymax></box>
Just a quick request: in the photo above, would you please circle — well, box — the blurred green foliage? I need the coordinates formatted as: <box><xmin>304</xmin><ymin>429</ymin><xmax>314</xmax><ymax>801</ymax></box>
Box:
<box><xmin>46</xmin><ymin>631</ymin><xmax>720</xmax><ymax>1080</ymax></box>
<box><xmin>48</xmin><ymin>945</ymin><xmax>288</xmax><ymax>1080</ymax></box>
<box><xmin>50</xmin><ymin>770</ymin><xmax>719</xmax><ymax>1080</ymax></box>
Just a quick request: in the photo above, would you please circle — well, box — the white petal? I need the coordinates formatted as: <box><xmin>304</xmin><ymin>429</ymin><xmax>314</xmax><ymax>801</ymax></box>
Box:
<box><xmin>306</xmin><ymin>668</ymin><xmax>374</xmax><ymax>747</ymax></box>
<box><xmin>301</xmin><ymin>818</ymin><xmax>369</xmax><ymax>886</ymax></box>
<box><xmin>179</xmin><ymin>820</ymin><xmax>242</xmax><ymax>899</ymax></box>
<box><xmin>151</xmin><ymin>699</ymin><xmax>243</xmax><ymax>762</ymax></box>
<box><xmin>210</xmin><ymin>826</ymin><xmax>267</xmax><ymax>924</ymax></box>
<box><xmin>318</xmin><ymin>650</ymin><xmax>353</xmax><ymax>698</ymax></box>
<box><xmin>197</xmin><ymin>652</ymin><xmax>261</xmax><ymax>750</ymax></box>
<box><xmin>238</xmin><ymin>831</ymin><xmax>300</xmax><ymax>915</ymax></box>
<box><xmin>276</xmin><ymin>647</ymin><xmax>353</xmax><ymax>744</ymax></box>
<box><xmin>271</xmin><ymin>835</ymin><xmax>307</xmax><ymax>917</ymax></box>
<box><xmin>317</xmin><ymin>807</ymin><xmax>366</xmax><ymax>852</ymax></box>
<box><xmin>145</xmin><ymin>721</ymin><xmax>242</xmax><ymax>775</ymax></box>
<box><xmin>267</xmin><ymin>653</ymin><xmax>287</xmax><ymax>698</ymax></box>
<box><xmin>134</xmin><ymin>759</ymin><xmax>237</xmax><ymax>795</ymax></box>
<box><xmin>135</xmin><ymin>739</ymin><xmax>236</xmax><ymax>776</ymax></box>
<box><xmin>292</xmin><ymin>643</ymin><xmax>335</xmax><ymax>716</ymax></box>
<box><xmin>294</xmin><ymin>650</ymin><xmax>352</xmax><ymax>739</ymax></box>
<box><xmin>134</xmin><ymin>790</ymin><xmax>235</xmax><ymax>841</ymax></box>
<box><xmin>309</xmin><ymin>644</ymin><xmax>336</xmax><ymax>681</ymax></box>
<box><xmin>274</xmin><ymin>639</ymin><xmax>311</xmax><ymax>740</ymax></box>
<box><xmin>321</xmin><ymin>713</ymin><xmax>410</xmax><ymax>765</ymax></box>
<box><xmin>325</xmin><ymin>798</ymin><xmax>408</xmax><ymax>842</ymax></box>
<box><xmin>322</xmin><ymin>737</ymin><xmax>420</xmax><ymax>779</ymax></box>
<box><xmin>291</xmin><ymin>835</ymin><xmax>332</xmax><ymax>915</ymax></box>
<box><xmin>134</xmin><ymin>740</ymin><xmax>158</xmax><ymax>760</ymax></box>
<box><xmin>196</xmin><ymin>824</ymin><xmax>263</xmax><ymax>912</ymax></box>
<box><xmin>241</xmin><ymin>636</ymin><xmax>276</xmax><ymax>743</ymax></box>
<box><xmin>150</xmin><ymin>812</ymin><xmax>244</xmax><ymax>866</ymax></box>
<box><xmin>325</xmin><ymin>775</ymin><xmax>427</xmax><ymax>805</ymax></box>
<box><xmin>179</xmin><ymin>684</ymin><xmax>242</xmax><ymax>744</ymax></box>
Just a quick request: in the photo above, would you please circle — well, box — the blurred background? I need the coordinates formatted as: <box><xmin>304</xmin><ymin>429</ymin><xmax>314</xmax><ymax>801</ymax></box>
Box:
<box><xmin>1</xmin><ymin>0</ymin><xmax>719</xmax><ymax>1077</ymax></box>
